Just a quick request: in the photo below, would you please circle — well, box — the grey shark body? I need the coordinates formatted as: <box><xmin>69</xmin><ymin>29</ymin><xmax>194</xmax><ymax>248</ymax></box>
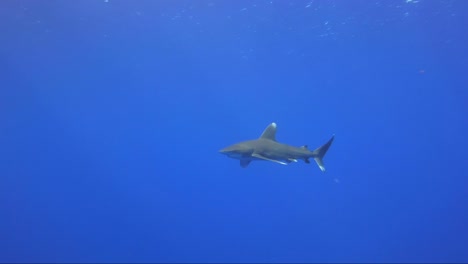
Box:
<box><xmin>219</xmin><ymin>123</ymin><xmax>334</xmax><ymax>171</ymax></box>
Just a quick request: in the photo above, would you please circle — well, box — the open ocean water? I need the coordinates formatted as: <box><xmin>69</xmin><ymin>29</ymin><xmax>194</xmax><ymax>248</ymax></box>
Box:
<box><xmin>1</xmin><ymin>0</ymin><xmax>467</xmax><ymax>263</ymax></box>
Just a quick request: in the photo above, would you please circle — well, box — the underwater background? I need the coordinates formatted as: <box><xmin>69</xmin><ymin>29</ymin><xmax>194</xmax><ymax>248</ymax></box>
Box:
<box><xmin>1</xmin><ymin>0</ymin><xmax>467</xmax><ymax>262</ymax></box>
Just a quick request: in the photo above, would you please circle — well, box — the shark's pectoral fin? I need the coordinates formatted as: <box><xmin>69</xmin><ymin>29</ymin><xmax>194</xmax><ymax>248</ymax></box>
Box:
<box><xmin>252</xmin><ymin>153</ymin><xmax>288</xmax><ymax>165</ymax></box>
<box><xmin>240</xmin><ymin>160</ymin><xmax>251</xmax><ymax>168</ymax></box>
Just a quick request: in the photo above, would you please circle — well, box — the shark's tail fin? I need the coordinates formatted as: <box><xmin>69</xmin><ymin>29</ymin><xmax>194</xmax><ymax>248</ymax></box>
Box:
<box><xmin>312</xmin><ymin>135</ymin><xmax>335</xmax><ymax>172</ymax></box>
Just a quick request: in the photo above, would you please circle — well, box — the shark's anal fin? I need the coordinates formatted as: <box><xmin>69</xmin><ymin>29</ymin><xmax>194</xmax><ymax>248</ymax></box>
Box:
<box><xmin>240</xmin><ymin>160</ymin><xmax>251</xmax><ymax>168</ymax></box>
<box><xmin>252</xmin><ymin>153</ymin><xmax>288</xmax><ymax>165</ymax></box>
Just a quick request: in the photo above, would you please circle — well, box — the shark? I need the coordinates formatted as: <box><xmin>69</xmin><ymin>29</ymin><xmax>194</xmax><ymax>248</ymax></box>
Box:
<box><xmin>219</xmin><ymin>122</ymin><xmax>334</xmax><ymax>171</ymax></box>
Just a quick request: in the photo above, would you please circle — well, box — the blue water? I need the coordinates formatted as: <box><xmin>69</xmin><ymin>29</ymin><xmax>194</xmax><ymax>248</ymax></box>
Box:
<box><xmin>2</xmin><ymin>1</ymin><xmax>467</xmax><ymax>262</ymax></box>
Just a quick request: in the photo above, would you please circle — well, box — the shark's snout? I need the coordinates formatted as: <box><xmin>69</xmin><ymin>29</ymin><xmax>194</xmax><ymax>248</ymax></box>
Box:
<box><xmin>219</xmin><ymin>146</ymin><xmax>245</xmax><ymax>159</ymax></box>
<box><xmin>219</xmin><ymin>148</ymin><xmax>229</xmax><ymax>154</ymax></box>
<box><xmin>219</xmin><ymin>149</ymin><xmax>234</xmax><ymax>157</ymax></box>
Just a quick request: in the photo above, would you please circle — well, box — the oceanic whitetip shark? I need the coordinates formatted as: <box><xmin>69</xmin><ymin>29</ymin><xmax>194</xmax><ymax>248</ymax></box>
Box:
<box><xmin>219</xmin><ymin>122</ymin><xmax>334</xmax><ymax>171</ymax></box>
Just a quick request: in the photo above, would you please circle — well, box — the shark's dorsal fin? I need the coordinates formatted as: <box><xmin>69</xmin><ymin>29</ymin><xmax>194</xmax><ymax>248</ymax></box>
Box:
<box><xmin>259</xmin><ymin>122</ymin><xmax>277</xmax><ymax>141</ymax></box>
<box><xmin>300</xmin><ymin>145</ymin><xmax>308</xmax><ymax>149</ymax></box>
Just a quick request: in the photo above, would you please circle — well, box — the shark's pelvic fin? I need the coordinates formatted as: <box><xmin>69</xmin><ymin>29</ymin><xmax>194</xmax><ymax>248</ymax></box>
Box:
<box><xmin>259</xmin><ymin>122</ymin><xmax>277</xmax><ymax>141</ymax></box>
<box><xmin>312</xmin><ymin>135</ymin><xmax>335</xmax><ymax>172</ymax></box>
<box><xmin>252</xmin><ymin>153</ymin><xmax>288</xmax><ymax>165</ymax></box>
<box><xmin>240</xmin><ymin>159</ymin><xmax>251</xmax><ymax>168</ymax></box>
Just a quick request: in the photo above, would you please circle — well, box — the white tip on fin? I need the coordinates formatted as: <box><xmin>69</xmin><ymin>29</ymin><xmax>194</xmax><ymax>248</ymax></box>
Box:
<box><xmin>314</xmin><ymin>157</ymin><xmax>326</xmax><ymax>172</ymax></box>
